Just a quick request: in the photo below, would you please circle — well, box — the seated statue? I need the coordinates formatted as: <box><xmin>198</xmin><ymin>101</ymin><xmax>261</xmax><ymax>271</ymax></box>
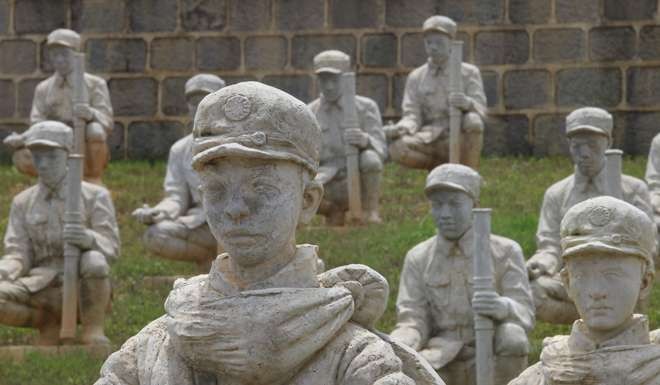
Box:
<box><xmin>308</xmin><ymin>50</ymin><xmax>387</xmax><ymax>225</ymax></box>
<box><xmin>390</xmin><ymin>164</ymin><xmax>534</xmax><ymax>385</ymax></box>
<box><xmin>4</xmin><ymin>29</ymin><xmax>114</xmax><ymax>185</ymax></box>
<box><xmin>0</xmin><ymin>121</ymin><xmax>120</xmax><ymax>345</ymax></box>
<box><xmin>509</xmin><ymin>196</ymin><xmax>660</xmax><ymax>385</ymax></box>
<box><xmin>94</xmin><ymin>82</ymin><xmax>444</xmax><ymax>385</ymax></box>
<box><xmin>386</xmin><ymin>15</ymin><xmax>487</xmax><ymax>170</ymax></box>
<box><xmin>527</xmin><ymin>107</ymin><xmax>653</xmax><ymax>324</ymax></box>
<box><xmin>132</xmin><ymin>74</ymin><xmax>225</xmax><ymax>271</ymax></box>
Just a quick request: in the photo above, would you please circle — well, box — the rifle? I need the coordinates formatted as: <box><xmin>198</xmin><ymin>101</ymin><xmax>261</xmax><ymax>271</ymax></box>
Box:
<box><xmin>340</xmin><ymin>72</ymin><xmax>363</xmax><ymax>225</ymax></box>
<box><xmin>449</xmin><ymin>41</ymin><xmax>464</xmax><ymax>164</ymax></box>
<box><xmin>605</xmin><ymin>149</ymin><xmax>623</xmax><ymax>199</ymax></box>
<box><xmin>60</xmin><ymin>52</ymin><xmax>87</xmax><ymax>342</ymax></box>
<box><xmin>472</xmin><ymin>208</ymin><xmax>495</xmax><ymax>385</ymax></box>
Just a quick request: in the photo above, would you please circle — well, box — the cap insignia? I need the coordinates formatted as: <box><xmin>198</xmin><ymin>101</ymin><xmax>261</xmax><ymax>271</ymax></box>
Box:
<box><xmin>588</xmin><ymin>205</ymin><xmax>612</xmax><ymax>227</ymax></box>
<box><xmin>224</xmin><ymin>95</ymin><xmax>251</xmax><ymax>121</ymax></box>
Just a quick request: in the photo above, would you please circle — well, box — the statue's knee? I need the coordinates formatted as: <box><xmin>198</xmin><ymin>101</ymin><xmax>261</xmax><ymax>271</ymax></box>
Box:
<box><xmin>359</xmin><ymin>150</ymin><xmax>383</xmax><ymax>172</ymax></box>
<box><xmin>494</xmin><ymin>322</ymin><xmax>529</xmax><ymax>356</ymax></box>
<box><xmin>86</xmin><ymin>123</ymin><xmax>107</xmax><ymax>142</ymax></box>
<box><xmin>463</xmin><ymin>112</ymin><xmax>484</xmax><ymax>134</ymax></box>
<box><xmin>80</xmin><ymin>251</ymin><xmax>110</xmax><ymax>279</ymax></box>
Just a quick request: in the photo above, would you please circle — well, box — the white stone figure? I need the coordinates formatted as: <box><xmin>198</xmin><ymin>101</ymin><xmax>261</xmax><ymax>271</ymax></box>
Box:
<box><xmin>132</xmin><ymin>74</ymin><xmax>225</xmax><ymax>271</ymax></box>
<box><xmin>528</xmin><ymin>107</ymin><xmax>653</xmax><ymax>325</ymax></box>
<box><xmin>509</xmin><ymin>196</ymin><xmax>660</xmax><ymax>385</ymax></box>
<box><xmin>94</xmin><ymin>82</ymin><xmax>445</xmax><ymax>385</ymax></box>
<box><xmin>644</xmin><ymin>133</ymin><xmax>660</xmax><ymax>230</ymax></box>
<box><xmin>0</xmin><ymin>121</ymin><xmax>120</xmax><ymax>345</ymax></box>
<box><xmin>390</xmin><ymin>164</ymin><xmax>534</xmax><ymax>385</ymax></box>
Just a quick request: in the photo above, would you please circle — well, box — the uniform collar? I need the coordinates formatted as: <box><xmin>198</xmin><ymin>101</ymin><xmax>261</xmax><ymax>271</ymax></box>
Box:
<box><xmin>37</xmin><ymin>180</ymin><xmax>67</xmax><ymax>201</ymax></box>
<box><xmin>567</xmin><ymin>314</ymin><xmax>650</xmax><ymax>352</ymax></box>
<box><xmin>573</xmin><ymin>164</ymin><xmax>608</xmax><ymax>194</ymax></box>
<box><xmin>54</xmin><ymin>72</ymin><xmax>72</xmax><ymax>88</ymax></box>
<box><xmin>320</xmin><ymin>94</ymin><xmax>342</xmax><ymax>110</ymax></box>
<box><xmin>435</xmin><ymin>227</ymin><xmax>474</xmax><ymax>257</ymax></box>
<box><xmin>427</xmin><ymin>58</ymin><xmax>450</xmax><ymax>77</ymax></box>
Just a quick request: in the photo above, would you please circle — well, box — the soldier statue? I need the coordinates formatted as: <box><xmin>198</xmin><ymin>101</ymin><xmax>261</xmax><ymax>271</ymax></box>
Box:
<box><xmin>4</xmin><ymin>28</ymin><xmax>113</xmax><ymax>185</ymax></box>
<box><xmin>528</xmin><ymin>107</ymin><xmax>653</xmax><ymax>324</ymax></box>
<box><xmin>0</xmin><ymin>121</ymin><xmax>119</xmax><ymax>345</ymax></box>
<box><xmin>390</xmin><ymin>164</ymin><xmax>533</xmax><ymax>385</ymax></box>
<box><xmin>132</xmin><ymin>74</ymin><xmax>225</xmax><ymax>271</ymax></box>
<box><xmin>509</xmin><ymin>196</ymin><xmax>660</xmax><ymax>385</ymax></box>
<box><xmin>386</xmin><ymin>15</ymin><xmax>487</xmax><ymax>170</ymax></box>
<box><xmin>308</xmin><ymin>50</ymin><xmax>387</xmax><ymax>225</ymax></box>
<box><xmin>645</xmin><ymin>133</ymin><xmax>660</xmax><ymax>230</ymax></box>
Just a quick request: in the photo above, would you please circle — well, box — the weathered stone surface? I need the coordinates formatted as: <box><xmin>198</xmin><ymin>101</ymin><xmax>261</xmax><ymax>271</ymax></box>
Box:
<box><xmin>0</xmin><ymin>40</ymin><xmax>36</xmax><ymax>74</ymax></box>
<box><xmin>75</xmin><ymin>0</ymin><xmax>126</xmax><ymax>32</ymax></box>
<box><xmin>181</xmin><ymin>0</ymin><xmax>227</xmax><ymax>31</ymax></box>
<box><xmin>129</xmin><ymin>0</ymin><xmax>177</xmax><ymax>32</ymax></box>
<box><xmin>533</xmin><ymin>29</ymin><xmax>585</xmax><ymax>63</ymax></box>
<box><xmin>401</xmin><ymin>32</ymin><xmax>471</xmax><ymax>68</ymax></box>
<box><xmin>627</xmin><ymin>67</ymin><xmax>660</xmax><ymax>107</ymax></box>
<box><xmin>0</xmin><ymin>80</ymin><xmax>15</xmax><ymax>118</ymax></box>
<box><xmin>357</xmin><ymin>74</ymin><xmax>389</xmax><ymax>113</ymax></box>
<box><xmin>504</xmin><ymin>70</ymin><xmax>550</xmax><ymax>109</ymax></box>
<box><xmin>509</xmin><ymin>0</ymin><xmax>550</xmax><ymax>24</ymax></box>
<box><xmin>446</xmin><ymin>0</ymin><xmax>504</xmax><ymax>24</ymax></box>
<box><xmin>262</xmin><ymin>75</ymin><xmax>313</xmax><ymax>103</ymax></box>
<box><xmin>196</xmin><ymin>37</ymin><xmax>241</xmax><ymax>71</ymax></box>
<box><xmin>557</xmin><ymin>68</ymin><xmax>621</xmax><ymax>107</ymax></box>
<box><xmin>532</xmin><ymin>114</ymin><xmax>568</xmax><ymax>156</ymax></box>
<box><xmin>229</xmin><ymin>0</ymin><xmax>271</xmax><ymax>31</ymax></box>
<box><xmin>128</xmin><ymin>121</ymin><xmax>184</xmax><ymax>160</ymax></box>
<box><xmin>590</xmin><ymin>27</ymin><xmax>636</xmax><ymax>62</ymax></box>
<box><xmin>482</xmin><ymin>70</ymin><xmax>498</xmax><ymax>108</ymax></box>
<box><xmin>392</xmin><ymin>73</ymin><xmax>407</xmax><ymax>114</ymax></box>
<box><xmin>161</xmin><ymin>77</ymin><xmax>188</xmax><ymax>116</ymax></box>
<box><xmin>639</xmin><ymin>26</ymin><xmax>660</xmax><ymax>60</ymax></box>
<box><xmin>475</xmin><ymin>30</ymin><xmax>529</xmax><ymax>65</ymax></box>
<box><xmin>151</xmin><ymin>38</ymin><xmax>194</xmax><ymax>71</ymax></box>
<box><xmin>331</xmin><ymin>0</ymin><xmax>381</xmax><ymax>29</ymax></box>
<box><xmin>618</xmin><ymin>112</ymin><xmax>660</xmax><ymax>155</ymax></box>
<box><xmin>483</xmin><ymin>114</ymin><xmax>531</xmax><ymax>155</ymax></box>
<box><xmin>108</xmin><ymin>122</ymin><xmax>125</xmax><ymax>160</ymax></box>
<box><xmin>362</xmin><ymin>34</ymin><xmax>397</xmax><ymax>68</ymax></box>
<box><xmin>14</xmin><ymin>0</ymin><xmax>67</xmax><ymax>34</ymax></box>
<box><xmin>291</xmin><ymin>35</ymin><xmax>356</xmax><ymax>69</ymax></box>
<box><xmin>555</xmin><ymin>0</ymin><xmax>599</xmax><ymax>22</ymax></box>
<box><xmin>385</xmin><ymin>0</ymin><xmax>438</xmax><ymax>27</ymax></box>
<box><xmin>276</xmin><ymin>0</ymin><xmax>324</xmax><ymax>31</ymax></box>
<box><xmin>245</xmin><ymin>36</ymin><xmax>287</xmax><ymax>70</ymax></box>
<box><xmin>604</xmin><ymin>0</ymin><xmax>657</xmax><ymax>21</ymax></box>
<box><xmin>109</xmin><ymin>78</ymin><xmax>158</xmax><ymax>116</ymax></box>
<box><xmin>0</xmin><ymin>0</ymin><xmax>9</xmax><ymax>34</ymax></box>
<box><xmin>86</xmin><ymin>39</ymin><xmax>147</xmax><ymax>73</ymax></box>
<box><xmin>17</xmin><ymin>78</ymin><xmax>44</xmax><ymax>118</ymax></box>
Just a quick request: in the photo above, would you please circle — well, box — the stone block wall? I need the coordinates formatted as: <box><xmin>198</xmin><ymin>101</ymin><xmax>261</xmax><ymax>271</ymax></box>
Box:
<box><xmin>1</xmin><ymin>0</ymin><xmax>660</xmax><ymax>160</ymax></box>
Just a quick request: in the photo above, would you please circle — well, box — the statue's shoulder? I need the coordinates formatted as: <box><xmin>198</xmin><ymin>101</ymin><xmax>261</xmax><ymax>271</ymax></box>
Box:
<box><xmin>490</xmin><ymin>233</ymin><xmax>523</xmax><ymax>255</ymax></box>
<box><xmin>508</xmin><ymin>361</ymin><xmax>546</xmax><ymax>385</ymax></box>
<box><xmin>407</xmin><ymin>64</ymin><xmax>428</xmax><ymax>80</ymax></box>
<box><xmin>307</xmin><ymin>98</ymin><xmax>321</xmax><ymax>111</ymax></box>
<box><xmin>622</xmin><ymin>173</ymin><xmax>647</xmax><ymax>190</ymax></box>
<box><xmin>11</xmin><ymin>184</ymin><xmax>39</xmax><ymax>207</ymax></box>
<box><xmin>170</xmin><ymin>134</ymin><xmax>193</xmax><ymax>154</ymax></box>
<box><xmin>544</xmin><ymin>174</ymin><xmax>574</xmax><ymax>198</ymax></box>
<box><xmin>461</xmin><ymin>62</ymin><xmax>481</xmax><ymax>76</ymax></box>
<box><xmin>83</xmin><ymin>72</ymin><xmax>107</xmax><ymax>86</ymax></box>
<box><xmin>406</xmin><ymin>236</ymin><xmax>437</xmax><ymax>262</ymax></box>
<box><xmin>355</xmin><ymin>95</ymin><xmax>380</xmax><ymax>113</ymax></box>
<box><xmin>81</xmin><ymin>181</ymin><xmax>111</xmax><ymax>199</ymax></box>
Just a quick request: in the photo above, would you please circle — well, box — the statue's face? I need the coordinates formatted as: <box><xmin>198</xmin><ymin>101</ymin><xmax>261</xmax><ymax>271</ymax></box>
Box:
<box><xmin>48</xmin><ymin>45</ymin><xmax>74</xmax><ymax>76</ymax></box>
<box><xmin>30</xmin><ymin>145</ymin><xmax>68</xmax><ymax>188</ymax></box>
<box><xmin>186</xmin><ymin>92</ymin><xmax>208</xmax><ymax>123</ymax></box>
<box><xmin>317</xmin><ymin>72</ymin><xmax>342</xmax><ymax>102</ymax></box>
<box><xmin>424</xmin><ymin>32</ymin><xmax>451</xmax><ymax>63</ymax></box>
<box><xmin>199</xmin><ymin>157</ymin><xmax>307</xmax><ymax>267</ymax></box>
<box><xmin>565</xmin><ymin>252</ymin><xmax>644</xmax><ymax>333</ymax></box>
<box><xmin>428</xmin><ymin>189</ymin><xmax>474</xmax><ymax>241</ymax></box>
<box><xmin>568</xmin><ymin>132</ymin><xmax>608</xmax><ymax>178</ymax></box>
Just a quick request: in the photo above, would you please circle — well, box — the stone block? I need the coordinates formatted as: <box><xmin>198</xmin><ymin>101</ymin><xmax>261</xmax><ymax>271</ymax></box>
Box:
<box><xmin>617</xmin><ymin>112</ymin><xmax>660</xmax><ymax>155</ymax></box>
<box><xmin>245</xmin><ymin>36</ymin><xmax>287</xmax><ymax>70</ymax></box>
<box><xmin>555</xmin><ymin>0</ymin><xmax>599</xmax><ymax>23</ymax></box>
<box><xmin>14</xmin><ymin>0</ymin><xmax>67</xmax><ymax>34</ymax></box>
<box><xmin>475</xmin><ymin>30</ymin><xmax>529</xmax><ymax>66</ymax></box>
<box><xmin>109</xmin><ymin>78</ymin><xmax>158</xmax><ymax>116</ymax></box>
<box><xmin>17</xmin><ymin>78</ymin><xmax>44</xmax><ymax>118</ymax></box>
<box><xmin>509</xmin><ymin>0</ymin><xmax>550</xmax><ymax>24</ymax></box>
<box><xmin>589</xmin><ymin>27</ymin><xmax>636</xmax><ymax>62</ymax></box>
<box><xmin>446</xmin><ymin>0</ymin><xmax>504</xmax><ymax>24</ymax></box>
<box><xmin>151</xmin><ymin>38</ymin><xmax>194</xmax><ymax>71</ymax></box>
<box><xmin>86</xmin><ymin>39</ymin><xmax>147</xmax><ymax>73</ymax></box>
<box><xmin>196</xmin><ymin>37</ymin><xmax>241</xmax><ymax>71</ymax></box>
<box><xmin>504</xmin><ymin>70</ymin><xmax>550</xmax><ymax>110</ymax></box>
<box><xmin>604</xmin><ymin>0</ymin><xmax>657</xmax><ymax>21</ymax></box>
<box><xmin>483</xmin><ymin>114</ymin><xmax>531</xmax><ymax>156</ymax></box>
<box><xmin>261</xmin><ymin>75</ymin><xmax>313</xmax><ymax>103</ymax></box>
<box><xmin>557</xmin><ymin>68</ymin><xmax>621</xmax><ymax>108</ymax></box>
<box><xmin>356</xmin><ymin>74</ymin><xmax>389</xmax><ymax>113</ymax></box>
<box><xmin>74</xmin><ymin>0</ymin><xmax>126</xmax><ymax>32</ymax></box>
<box><xmin>108</xmin><ymin>122</ymin><xmax>125</xmax><ymax>160</ymax></box>
<box><xmin>385</xmin><ymin>0</ymin><xmax>437</xmax><ymax>27</ymax></box>
<box><xmin>533</xmin><ymin>28</ymin><xmax>585</xmax><ymax>63</ymax></box>
<box><xmin>129</xmin><ymin>0</ymin><xmax>177</xmax><ymax>32</ymax></box>
<box><xmin>481</xmin><ymin>70</ymin><xmax>498</xmax><ymax>108</ymax></box>
<box><xmin>392</xmin><ymin>73</ymin><xmax>408</xmax><ymax>114</ymax></box>
<box><xmin>229</xmin><ymin>0</ymin><xmax>271</xmax><ymax>31</ymax></box>
<box><xmin>401</xmin><ymin>33</ymin><xmax>426</xmax><ymax>68</ymax></box>
<box><xmin>0</xmin><ymin>40</ymin><xmax>36</xmax><ymax>74</ymax></box>
<box><xmin>627</xmin><ymin>67</ymin><xmax>660</xmax><ymax>107</ymax></box>
<box><xmin>0</xmin><ymin>80</ymin><xmax>15</xmax><ymax>118</ymax></box>
<box><xmin>128</xmin><ymin>121</ymin><xmax>185</xmax><ymax>160</ymax></box>
<box><xmin>291</xmin><ymin>35</ymin><xmax>356</xmax><ymax>69</ymax></box>
<box><xmin>40</xmin><ymin>41</ymin><xmax>52</xmax><ymax>73</ymax></box>
<box><xmin>362</xmin><ymin>34</ymin><xmax>397</xmax><ymax>68</ymax></box>
<box><xmin>161</xmin><ymin>77</ymin><xmax>188</xmax><ymax>116</ymax></box>
<box><xmin>330</xmin><ymin>0</ymin><xmax>381</xmax><ymax>29</ymax></box>
<box><xmin>181</xmin><ymin>0</ymin><xmax>227</xmax><ymax>31</ymax></box>
<box><xmin>639</xmin><ymin>27</ymin><xmax>660</xmax><ymax>60</ymax></box>
<box><xmin>276</xmin><ymin>0</ymin><xmax>324</xmax><ymax>31</ymax></box>
<box><xmin>0</xmin><ymin>0</ymin><xmax>9</xmax><ymax>34</ymax></box>
<box><xmin>532</xmin><ymin>114</ymin><xmax>568</xmax><ymax>157</ymax></box>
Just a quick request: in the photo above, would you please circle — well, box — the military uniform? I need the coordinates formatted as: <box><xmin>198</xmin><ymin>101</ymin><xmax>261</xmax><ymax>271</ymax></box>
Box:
<box><xmin>388</xmin><ymin>16</ymin><xmax>487</xmax><ymax>170</ymax></box>
<box><xmin>391</xmin><ymin>164</ymin><xmax>534</xmax><ymax>385</ymax></box>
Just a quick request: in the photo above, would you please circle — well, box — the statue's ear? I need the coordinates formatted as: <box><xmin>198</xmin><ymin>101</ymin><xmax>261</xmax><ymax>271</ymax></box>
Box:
<box><xmin>299</xmin><ymin>179</ymin><xmax>323</xmax><ymax>225</ymax></box>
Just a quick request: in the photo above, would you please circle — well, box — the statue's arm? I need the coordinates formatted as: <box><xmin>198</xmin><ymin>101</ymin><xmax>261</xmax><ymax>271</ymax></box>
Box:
<box><xmin>646</xmin><ymin>134</ymin><xmax>660</xmax><ymax>211</ymax></box>
<box><xmin>528</xmin><ymin>188</ymin><xmax>562</xmax><ymax>275</ymax></box>
<box><xmin>88</xmin><ymin>78</ymin><xmax>114</xmax><ymax>132</ymax></box>
<box><xmin>361</xmin><ymin>99</ymin><xmax>388</xmax><ymax>159</ymax></box>
<box><xmin>1</xmin><ymin>198</ymin><xmax>32</xmax><ymax>279</ymax></box>
<box><xmin>153</xmin><ymin>145</ymin><xmax>190</xmax><ymax>219</ymax></box>
<box><xmin>29</xmin><ymin>81</ymin><xmax>48</xmax><ymax>125</ymax></box>
<box><xmin>397</xmin><ymin>72</ymin><xmax>422</xmax><ymax>134</ymax></box>
<box><xmin>463</xmin><ymin>65</ymin><xmax>487</xmax><ymax>117</ymax></box>
<box><xmin>88</xmin><ymin>188</ymin><xmax>121</xmax><ymax>263</ymax></box>
<box><xmin>498</xmin><ymin>241</ymin><xmax>535</xmax><ymax>332</ymax></box>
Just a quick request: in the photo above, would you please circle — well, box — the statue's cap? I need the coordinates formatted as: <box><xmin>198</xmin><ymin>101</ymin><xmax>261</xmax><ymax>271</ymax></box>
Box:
<box><xmin>425</xmin><ymin>163</ymin><xmax>481</xmax><ymax>201</ymax></box>
<box><xmin>422</xmin><ymin>15</ymin><xmax>457</xmax><ymax>38</ymax></box>
<box><xmin>25</xmin><ymin>121</ymin><xmax>73</xmax><ymax>152</ymax></box>
<box><xmin>192</xmin><ymin>81</ymin><xmax>320</xmax><ymax>174</ymax></box>
<box><xmin>185</xmin><ymin>74</ymin><xmax>225</xmax><ymax>97</ymax></box>
<box><xmin>47</xmin><ymin>29</ymin><xmax>81</xmax><ymax>51</ymax></box>
<box><xmin>313</xmin><ymin>50</ymin><xmax>351</xmax><ymax>74</ymax></box>
<box><xmin>565</xmin><ymin>107</ymin><xmax>612</xmax><ymax>140</ymax></box>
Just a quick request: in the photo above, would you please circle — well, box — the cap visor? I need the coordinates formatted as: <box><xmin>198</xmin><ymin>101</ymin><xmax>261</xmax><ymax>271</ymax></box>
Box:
<box><xmin>26</xmin><ymin>139</ymin><xmax>64</xmax><ymax>149</ymax></box>
<box><xmin>314</xmin><ymin>67</ymin><xmax>343</xmax><ymax>74</ymax></box>
<box><xmin>566</xmin><ymin>125</ymin><xmax>609</xmax><ymax>137</ymax></box>
<box><xmin>423</xmin><ymin>28</ymin><xmax>452</xmax><ymax>36</ymax></box>
<box><xmin>562</xmin><ymin>241</ymin><xmax>648</xmax><ymax>262</ymax></box>
<box><xmin>192</xmin><ymin>143</ymin><xmax>314</xmax><ymax>173</ymax></box>
<box><xmin>425</xmin><ymin>181</ymin><xmax>473</xmax><ymax>199</ymax></box>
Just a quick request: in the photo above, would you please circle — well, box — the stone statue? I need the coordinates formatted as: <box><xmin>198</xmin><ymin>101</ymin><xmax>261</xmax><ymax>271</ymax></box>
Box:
<box><xmin>0</xmin><ymin>121</ymin><xmax>119</xmax><ymax>345</ymax></box>
<box><xmin>390</xmin><ymin>164</ymin><xmax>534</xmax><ymax>385</ymax></box>
<box><xmin>386</xmin><ymin>15</ymin><xmax>487</xmax><ymax>170</ymax></box>
<box><xmin>509</xmin><ymin>196</ymin><xmax>660</xmax><ymax>385</ymax></box>
<box><xmin>3</xmin><ymin>28</ymin><xmax>114</xmax><ymax>185</ymax></box>
<box><xmin>528</xmin><ymin>107</ymin><xmax>653</xmax><ymax>325</ymax></box>
<box><xmin>132</xmin><ymin>74</ymin><xmax>225</xmax><ymax>271</ymax></box>
<box><xmin>94</xmin><ymin>82</ymin><xmax>444</xmax><ymax>385</ymax></box>
<box><xmin>644</xmin><ymin>133</ymin><xmax>660</xmax><ymax>230</ymax></box>
<box><xmin>308</xmin><ymin>50</ymin><xmax>387</xmax><ymax>225</ymax></box>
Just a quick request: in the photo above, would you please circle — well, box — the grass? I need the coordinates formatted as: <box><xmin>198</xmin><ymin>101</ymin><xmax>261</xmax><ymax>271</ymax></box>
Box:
<box><xmin>0</xmin><ymin>156</ymin><xmax>655</xmax><ymax>384</ymax></box>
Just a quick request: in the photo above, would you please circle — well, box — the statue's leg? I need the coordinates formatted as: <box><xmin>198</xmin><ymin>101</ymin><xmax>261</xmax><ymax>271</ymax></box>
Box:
<box><xmin>531</xmin><ymin>275</ymin><xmax>579</xmax><ymax>324</ymax></box>
<box><xmin>359</xmin><ymin>150</ymin><xmax>384</xmax><ymax>224</ymax></box>
<box><xmin>389</xmin><ymin>135</ymin><xmax>439</xmax><ymax>170</ymax></box>
<box><xmin>144</xmin><ymin>220</ymin><xmax>217</xmax><ymax>269</ymax></box>
<box><xmin>2</xmin><ymin>282</ymin><xmax>61</xmax><ymax>345</ymax></box>
<box><xmin>494</xmin><ymin>322</ymin><xmax>529</xmax><ymax>385</ymax></box>
<box><xmin>438</xmin><ymin>356</ymin><xmax>476</xmax><ymax>385</ymax></box>
<box><xmin>79</xmin><ymin>250</ymin><xmax>111</xmax><ymax>345</ymax></box>
<box><xmin>83</xmin><ymin>122</ymin><xmax>109</xmax><ymax>186</ymax></box>
<box><xmin>317</xmin><ymin>177</ymin><xmax>347</xmax><ymax>226</ymax></box>
<box><xmin>460</xmin><ymin>112</ymin><xmax>484</xmax><ymax>170</ymax></box>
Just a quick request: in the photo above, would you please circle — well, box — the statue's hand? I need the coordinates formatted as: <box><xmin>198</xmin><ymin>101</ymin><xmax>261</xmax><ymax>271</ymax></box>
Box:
<box><xmin>383</xmin><ymin>123</ymin><xmax>404</xmax><ymax>140</ymax></box>
<box><xmin>449</xmin><ymin>92</ymin><xmax>472</xmax><ymax>111</ymax></box>
<box><xmin>390</xmin><ymin>328</ymin><xmax>422</xmax><ymax>351</ymax></box>
<box><xmin>132</xmin><ymin>205</ymin><xmax>167</xmax><ymax>225</ymax></box>
<box><xmin>3</xmin><ymin>132</ymin><xmax>25</xmax><ymax>148</ymax></box>
<box><xmin>472</xmin><ymin>291</ymin><xmax>509</xmax><ymax>321</ymax></box>
<box><xmin>527</xmin><ymin>258</ymin><xmax>553</xmax><ymax>279</ymax></box>
<box><xmin>343</xmin><ymin>128</ymin><xmax>369</xmax><ymax>148</ymax></box>
<box><xmin>73</xmin><ymin>104</ymin><xmax>94</xmax><ymax>121</ymax></box>
<box><xmin>63</xmin><ymin>224</ymin><xmax>94</xmax><ymax>250</ymax></box>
